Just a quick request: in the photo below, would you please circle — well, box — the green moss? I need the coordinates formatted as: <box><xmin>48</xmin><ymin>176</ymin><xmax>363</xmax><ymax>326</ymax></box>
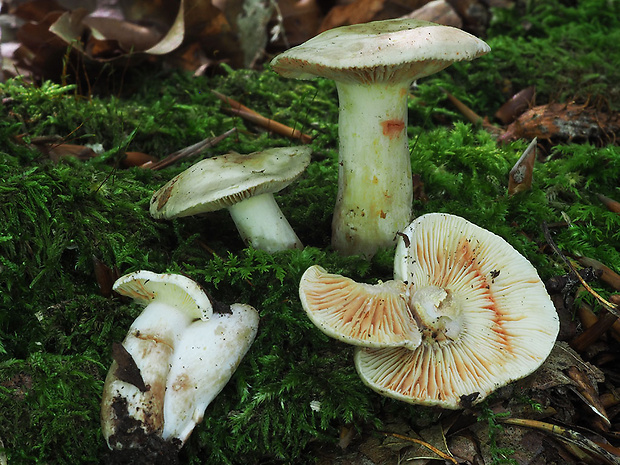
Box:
<box><xmin>1</xmin><ymin>1</ymin><xmax>620</xmax><ymax>462</ymax></box>
<box><xmin>0</xmin><ymin>353</ymin><xmax>105</xmax><ymax>463</ymax></box>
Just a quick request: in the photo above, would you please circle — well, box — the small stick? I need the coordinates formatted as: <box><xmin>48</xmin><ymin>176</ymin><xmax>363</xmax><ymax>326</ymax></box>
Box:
<box><xmin>211</xmin><ymin>90</ymin><xmax>262</xmax><ymax>117</ymax></box>
<box><xmin>223</xmin><ymin>107</ymin><xmax>312</xmax><ymax>144</ymax></box>
<box><xmin>440</xmin><ymin>87</ymin><xmax>502</xmax><ymax>135</ymax></box>
<box><xmin>597</xmin><ymin>193</ymin><xmax>620</xmax><ymax>214</ymax></box>
<box><xmin>570</xmin><ymin>307</ymin><xmax>618</xmax><ymax>351</ymax></box>
<box><xmin>577</xmin><ymin>256</ymin><xmax>620</xmax><ymax>291</ymax></box>
<box><xmin>577</xmin><ymin>300</ymin><xmax>620</xmax><ymax>344</ymax></box>
<box><xmin>382</xmin><ymin>432</ymin><xmax>458</xmax><ymax>464</ymax></box>
<box><xmin>498</xmin><ymin>418</ymin><xmax>620</xmax><ymax>465</ymax></box>
<box><xmin>143</xmin><ymin>128</ymin><xmax>236</xmax><ymax>170</ymax></box>
<box><xmin>542</xmin><ymin>222</ymin><xmax>619</xmax><ymax>317</ymax></box>
<box><xmin>214</xmin><ymin>90</ymin><xmax>313</xmax><ymax>144</ymax></box>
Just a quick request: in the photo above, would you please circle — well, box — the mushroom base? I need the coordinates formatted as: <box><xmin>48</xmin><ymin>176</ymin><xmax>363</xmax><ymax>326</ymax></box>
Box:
<box><xmin>408</xmin><ymin>285</ymin><xmax>462</xmax><ymax>343</ymax></box>
<box><xmin>228</xmin><ymin>192</ymin><xmax>303</xmax><ymax>253</ymax></box>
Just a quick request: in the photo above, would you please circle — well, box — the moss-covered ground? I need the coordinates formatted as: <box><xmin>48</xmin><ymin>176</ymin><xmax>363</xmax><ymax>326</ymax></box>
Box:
<box><xmin>1</xmin><ymin>0</ymin><xmax>619</xmax><ymax>463</ymax></box>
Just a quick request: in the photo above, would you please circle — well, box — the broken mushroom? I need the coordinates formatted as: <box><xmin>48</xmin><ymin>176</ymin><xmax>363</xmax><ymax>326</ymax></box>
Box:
<box><xmin>299</xmin><ymin>265</ymin><xmax>421</xmax><ymax>350</ymax></box>
<box><xmin>101</xmin><ymin>270</ymin><xmax>259</xmax><ymax>450</ymax></box>
<box><xmin>299</xmin><ymin>213</ymin><xmax>559</xmax><ymax>408</ymax></box>
<box><xmin>150</xmin><ymin>146</ymin><xmax>312</xmax><ymax>253</ymax></box>
<box><xmin>162</xmin><ymin>302</ymin><xmax>259</xmax><ymax>443</ymax></box>
<box><xmin>271</xmin><ymin>19</ymin><xmax>490</xmax><ymax>257</ymax></box>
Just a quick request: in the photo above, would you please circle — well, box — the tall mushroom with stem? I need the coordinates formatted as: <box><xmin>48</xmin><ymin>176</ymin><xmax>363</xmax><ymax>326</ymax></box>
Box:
<box><xmin>271</xmin><ymin>19</ymin><xmax>490</xmax><ymax>257</ymax></box>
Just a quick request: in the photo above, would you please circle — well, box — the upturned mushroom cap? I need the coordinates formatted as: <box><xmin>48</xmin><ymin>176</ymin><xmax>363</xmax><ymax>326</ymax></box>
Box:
<box><xmin>113</xmin><ymin>270</ymin><xmax>214</xmax><ymax>321</ymax></box>
<box><xmin>270</xmin><ymin>18</ymin><xmax>491</xmax><ymax>84</ymax></box>
<box><xmin>299</xmin><ymin>265</ymin><xmax>421</xmax><ymax>349</ymax></box>
<box><xmin>356</xmin><ymin>213</ymin><xmax>559</xmax><ymax>408</ymax></box>
<box><xmin>150</xmin><ymin>146</ymin><xmax>312</xmax><ymax>218</ymax></box>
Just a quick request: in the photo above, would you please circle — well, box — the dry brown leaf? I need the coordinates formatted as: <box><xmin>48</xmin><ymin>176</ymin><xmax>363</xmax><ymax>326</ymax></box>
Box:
<box><xmin>49</xmin><ymin>1</ymin><xmax>185</xmax><ymax>58</ymax></box>
<box><xmin>276</xmin><ymin>0</ymin><xmax>322</xmax><ymax>46</ymax></box>
<box><xmin>499</xmin><ymin>102</ymin><xmax>620</xmax><ymax>146</ymax></box>
<box><xmin>495</xmin><ymin>85</ymin><xmax>536</xmax><ymax>124</ymax></box>
<box><xmin>11</xmin><ymin>0</ymin><xmax>64</xmax><ymax>21</ymax></box>
<box><xmin>319</xmin><ymin>0</ymin><xmax>427</xmax><ymax>31</ymax></box>
<box><xmin>402</xmin><ymin>0</ymin><xmax>462</xmax><ymax>28</ymax></box>
<box><xmin>14</xmin><ymin>10</ymin><xmax>68</xmax><ymax>79</ymax></box>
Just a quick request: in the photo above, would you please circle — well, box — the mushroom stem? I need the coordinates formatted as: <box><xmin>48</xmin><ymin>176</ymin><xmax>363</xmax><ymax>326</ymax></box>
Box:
<box><xmin>332</xmin><ymin>81</ymin><xmax>413</xmax><ymax>257</ymax></box>
<box><xmin>227</xmin><ymin>192</ymin><xmax>303</xmax><ymax>253</ymax></box>
<box><xmin>408</xmin><ymin>285</ymin><xmax>463</xmax><ymax>342</ymax></box>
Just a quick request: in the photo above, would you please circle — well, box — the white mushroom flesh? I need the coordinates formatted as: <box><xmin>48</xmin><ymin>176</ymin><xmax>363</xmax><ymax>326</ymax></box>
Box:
<box><xmin>102</xmin><ymin>271</ymin><xmax>216</xmax><ymax>448</ymax></box>
<box><xmin>162</xmin><ymin>303</ymin><xmax>259</xmax><ymax>443</ymax></box>
<box><xmin>150</xmin><ymin>147</ymin><xmax>311</xmax><ymax>253</ymax></box>
<box><xmin>228</xmin><ymin>192</ymin><xmax>303</xmax><ymax>253</ymax></box>
<box><xmin>331</xmin><ymin>81</ymin><xmax>413</xmax><ymax>257</ymax></box>
<box><xmin>271</xmin><ymin>19</ymin><xmax>490</xmax><ymax>257</ymax></box>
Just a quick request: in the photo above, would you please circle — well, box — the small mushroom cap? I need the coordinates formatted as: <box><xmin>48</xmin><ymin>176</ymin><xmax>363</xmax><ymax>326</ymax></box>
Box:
<box><xmin>356</xmin><ymin>213</ymin><xmax>559</xmax><ymax>408</ymax></box>
<box><xmin>270</xmin><ymin>19</ymin><xmax>490</xmax><ymax>84</ymax></box>
<box><xmin>150</xmin><ymin>146</ymin><xmax>312</xmax><ymax>219</ymax></box>
<box><xmin>113</xmin><ymin>270</ymin><xmax>213</xmax><ymax>321</ymax></box>
<box><xmin>299</xmin><ymin>265</ymin><xmax>421</xmax><ymax>349</ymax></box>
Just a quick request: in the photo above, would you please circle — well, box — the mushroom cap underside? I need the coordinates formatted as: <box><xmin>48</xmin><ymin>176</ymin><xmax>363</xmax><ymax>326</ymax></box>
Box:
<box><xmin>299</xmin><ymin>265</ymin><xmax>422</xmax><ymax>349</ymax></box>
<box><xmin>150</xmin><ymin>146</ymin><xmax>312</xmax><ymax>218</ymax></box>
<box><xmin>354</xmin><ymin>212</ymin><xmax>559</xmax><ymax>408</ymax></box>
<box><xmin>270</xmin><ymin>19</ymin><xmax>490</xmax><ymax>84</ymax></box>
<box><xmin>113</xmin><ymin>270</ymin><xmax>213</xmax><ymax>321</ymax></box>
<box><xmin>300</xmin><ymin>213</ymin><xmax>559</xmax><ymax>408</ymax></box>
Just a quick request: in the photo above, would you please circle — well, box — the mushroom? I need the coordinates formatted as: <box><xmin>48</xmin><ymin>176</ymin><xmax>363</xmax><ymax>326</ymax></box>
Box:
<box><xmin>101</xmin><ymin>270</ymin><xmax>259</xmax><ymax>450</ymax></box>
<box><xmin>299</xmin><ymin>213</ymin><xmax>559</xmax><ymax>408</ymax></box>
<box><xmin>150</xmin><ymin>146</ymin><xmax>312</xmax><ymax>253</ymax></box>
<box><xmin>162</xmin><ymin>302</ymin><xmax>259</xmax><ymax>443</ymax></box>
<box><xmin>271</xmin><ymin>19</ymin><xmax>490</xmax><ymax>257</ymax></box>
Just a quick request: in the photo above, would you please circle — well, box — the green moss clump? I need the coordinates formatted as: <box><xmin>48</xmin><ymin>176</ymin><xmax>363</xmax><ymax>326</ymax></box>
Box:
<box><xmin>1</xmin><ymin>0</ymin><xmax>620</xmax><ymax>462</ymax></box>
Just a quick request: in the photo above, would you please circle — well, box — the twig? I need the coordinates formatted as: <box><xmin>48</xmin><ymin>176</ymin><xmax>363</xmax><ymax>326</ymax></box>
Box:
<box><xmin>597</xmin><ymin>193</ymin><xmax>620</xmax><ymax>214</ymax></box>
<box><xmin>381</xmin><ymin>432</ymin><xmax>458</xmax><ymax>464</ymax></box>
<box><xmin>440</xmin><ymin>87</ymin><xmax>503</xmax><ymax>136</ymax></box>
<box><xmin>499</xmin><ymin>418</ymin><xmax>620</xmax><ymax>465</ymax></box>
<box><xmin>212</xmin><ymin>90</ymin><xmax>262</xmax><ymax>117</ymax></box>
<box><xmin>577</xmin><ymin>256</ymin><xmax>620</xmax><ymax>291</ymax></box>
<box><xmin>143</xmin><ymin>128</ymin><xmax>236</xmax><ymax>170</ymax></box>
<box><xmin>542</xmin><ymin>221</ymin><xmax>619</xmax><ymax>317</ymax></box>
<box><xmin>213</xmin><ymin>90</ymin><xmax>313</xmax><ymax>144</ymax></box>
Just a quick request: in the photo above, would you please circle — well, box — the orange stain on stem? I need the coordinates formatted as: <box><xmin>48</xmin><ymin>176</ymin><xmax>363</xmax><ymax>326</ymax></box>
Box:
<box><xmin>381</xmin><ymin>119</ymin><xmax>405</xmax><ymax>139</ymax></box>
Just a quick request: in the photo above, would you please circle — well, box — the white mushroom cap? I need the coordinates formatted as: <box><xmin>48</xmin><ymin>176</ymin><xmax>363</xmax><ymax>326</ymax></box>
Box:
<box><xmin>356</xmin><ymin>213</ymin><xmax>559</xmax><ymax>408</ymax></box>
<box><xmin>270</xmin><ymin>19</ymin><xmax>491</xmax><ymax>84</ymax></box>
<box><xmin>113</xmin><ymin>270</ymin><xmax>214</xmax><ymax>321</ymax></box>
<box><xmin>150</xmin><ymin>147</ymin><xmax>311</xmax><ymax>218</ymax></box>
<box><xmin>299</xmin><ymin>265</ymin><xmax>421</xmax><ymax>349</ymax></box>
<box><xmin>162</xmin><ymin>303</ymin><xmax>259</xmax><ymax>443</ymax></box>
